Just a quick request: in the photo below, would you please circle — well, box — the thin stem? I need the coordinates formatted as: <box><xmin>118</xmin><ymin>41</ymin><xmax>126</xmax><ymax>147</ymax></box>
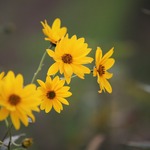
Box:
<box><xmin>30</xmin><ymin>51</ymin><xmax>47</xmax><ymax>83</ymax></box>
<box><xmin>31</xmin><ymin>43</ymin><xmax>54</xmax><ymax>83</ymax></box>
<box><xmin>2</xmin><ymin>120</ymin><xmax>12</xmax><ymax>141</ymax></box>
<box><xmin>5</xmin><ymin>119</ymin><xmax>9</xmax><ymax>128</ymax></box>
<box><xmin>2</xmin><ymin>119</ymin><xmax>13</xmax><ymax>150</ymax></box>
<box><xmin>8</xmin><ymin>124</ymin><xmax>12</xmax><ymax>150</ymax></box>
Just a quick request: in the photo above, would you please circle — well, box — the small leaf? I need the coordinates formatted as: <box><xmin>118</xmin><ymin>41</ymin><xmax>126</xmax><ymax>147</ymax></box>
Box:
<box><xmin>0</xmin><ymin>134</ymin><xmax>25</xmax><ymax>150</ymax></box>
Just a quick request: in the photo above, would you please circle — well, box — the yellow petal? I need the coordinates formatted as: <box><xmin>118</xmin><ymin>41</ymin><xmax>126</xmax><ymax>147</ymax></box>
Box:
<box><xmin>101</xmin><ymin>77</ymin><xmax>112</xmax><ymax>93</ymax></box>
<box><xmin>45</xmin><ymin>102</ymin><xmax>52</xmax><ymax>113</ymax></box>
<box><xmin>57</xmin><ymin>91</ymin><xmax>72</xmax><ymax>97</ymax></box>
<box><xmin>46</xmin><ymin>49</ymin><xmax>55</xmax><ymax>58</ymax></box>
<box><xmin>52</xmin><ymin>18</ymin><xmax>61</xmax><ymax>30</ymax></box>
<box><xmin>46</xmin><ymin>75</ymin><xmax>52</xmax><ymax>83</ymax></box>
<box><xmin>65</xmin><ymin>76</ymin><xmax>71</xmax><ymax>84</ymax></box>
<box><xmin>52</xmin><ymin>76</ymin><xmax>59</xmax><ymax>85</ymax></box>
<box><xmin>0</xmin><ymin>72</ymin><xmax>5</xmax><ymax>80</ymax></box>
<box><xmin>17</xmin><ymin>108</ymin><xmax>29</xmax><ymax>126</ymax></box>
<box><xmin>37</xmin><ymin>79</ymin><xmax>45</xmax><ymax>88</ymax></box>
<box><xmin>95</xmin><ymin>47</ymin><xmax>102</xmax><ymax>67</ymax></box>
<box><xmin>0</xmin><ymin>107</ymin><xmax>9</xmax><ymax>120</ymax></box>
<box><xmin>10</xmin><ymin>112</ymin><xmax>20</xmax><ymax>130</ymax></box>
<box><xmin>40</xmin><ymin>100</ymin><xmax>47</xmax><ymax>110</ymax></box>
<box><xmin>77</xmin><ymin>37</ymin><xmax>85</xmax><ymax>43</ymax></box>
<box><xmin>28</xmin><ymin>111</ymin><xmax>35</xmax><ymax>122</ymax></box>
<box><xmin>52</xmin><ymin>101</ymin><xmax>61</xmax><ymax>113</ymax></box>
<box><xmin>98</xmin><ymin>77</ymin><xmax>105</xmax><ymax>93</ymax></box>
<box><xmin>23</xmin><ymin>84</ymin><xmax>36</xmax><ymax>97</ymax></box>
<box><xmin>73</xmin><ymin>57</ymin><xmax>93</xmax><ymax>64</ymax></box>
<box><xmin>64</xmin><ymin>64</ymin><xmax>73</xmax><ymax>77</ymax></box>
<box><xmin>16</xmin><ymin>74</ymin><xmax>23</xmax><ymax>88</ymax></box>
<box><xmin>59</xmin><ymin>27</ymin><xmax>67</xmax><ymax>37</ymax></box>
<box><xmin>47</xmin><ymin>63</ymin><xmax>59</xmax><ymax>75</ymax></box>
<box><xmin>103</xmin><ymin>58</ymin><xmax>115</xmax><ymax>70</ymax></box>
<box><xmin>101</xmin><ymin>47</ymin><xmax>114</xmax><ymax>63</ymax></box>
<box><xmin>93</xmin><ymin>67</ymin><xmax>97</xmax><ymax>77</ymax></box>
<box><xmin>104</xmin><ymin>71</ymin><xmax>113</xmax><ymax>79</ymax></box>
<box><xmin>57</xmin><ymin>86</ymin><xmax>70</xmax><ymax>92</ymax></box>
<box><xmin>71</xmin><ymin>35</ymin><xmax>77</xmax><ymax>40</ymax></box>
<box><xmin>58</xmin><ymin>97</ymin><xmax>69</xmax><ymax>105</ymax></box>
<box><xmin>56</xmin><ymin>100</ymin><xmax>63</xmax><ymax>110</ymax></box>
<box><xmin>71</xmin><ymin>64</ymin><xmax>85</xmax><ymax>78</ymax></box>
<box><xmin>53</xmin><ymin>79</ymin><xmax>65</xmax><ymax>91</ymax></box>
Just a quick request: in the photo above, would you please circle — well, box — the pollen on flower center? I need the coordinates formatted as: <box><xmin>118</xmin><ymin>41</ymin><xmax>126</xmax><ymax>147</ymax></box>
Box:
<box><xmin>46</xmin><ymin>91</ymin><xmax>56</xmax><ymax>99</ymax></box>
<box><xmin>98</xmin><ymin>65</ymin><xmax>105</xmax><ymax>76</ymax></box>
<box><xmin>8</xmin><ymin>94</ymin><xmax>21</xmax><ymax>106</ymax></box>
<box><xmin>62</xmin><ymin>54</ymin><xmax>73</xmax><ymax>64</ymax></box>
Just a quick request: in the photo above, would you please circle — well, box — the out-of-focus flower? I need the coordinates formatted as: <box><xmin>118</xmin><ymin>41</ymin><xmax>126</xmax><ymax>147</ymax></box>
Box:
<box><xmin>37</xmin><ymin>76</ymin><xmax>72</xmax><ymax>113</ymax></box>
<box><xmin>41</xmin><ymin>18</ymin><xmax>67</xmax><ymax>45</ymax></box>
<box><xmin>22</xmin><ymin>138</ymin><xmax>33</xmax><ymax>148</ymax></box>
<box><xmin>47</xmin><ymin>34</ymin><xmax>93</xmax><ymax>84</ymax></box>
<box><xmin>0</xmin><ymin>71</ymin><xmax>41</xmax><ymax>130</ymax></box>
<box><xmin>93</xmin><ymin>47</ymin><xmax>115</xmax><ymax>93</ymax></box>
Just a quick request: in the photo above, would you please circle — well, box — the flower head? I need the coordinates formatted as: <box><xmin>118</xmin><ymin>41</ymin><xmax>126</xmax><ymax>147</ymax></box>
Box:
<box><xmin>37</xmin><ymin>76</ymin><xmax>72</xmax><ymax>113</ymax></box>
<box><xmin>41</xmin><ymin>18</ymin><xmax>67</xmax><ymax>44</ymax></box>
<box><xmin>0</xmin><ymin>71</ymin><xmax>41</xmax><ymax>130</ymax></box>
<box><xmin>93</xmin><ymin>47</ymin><xmax>115</xmax><ymax>93</ymax></box>
<box><xmin>47</xmin><ymin>35</ymin><xmax>93</xmax><ymax>84</ymax></box>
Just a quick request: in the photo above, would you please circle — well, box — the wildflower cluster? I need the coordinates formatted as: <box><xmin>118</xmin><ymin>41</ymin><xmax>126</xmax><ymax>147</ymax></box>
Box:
<box><xmin>41</xmin><ymin>18</ymin><xmax>115</xmax><ymax>92</ymax></box>
<box><xmin>0</xmin><ymin>18</ymin><xmax>115</xmax><ymax>149</ymax></box>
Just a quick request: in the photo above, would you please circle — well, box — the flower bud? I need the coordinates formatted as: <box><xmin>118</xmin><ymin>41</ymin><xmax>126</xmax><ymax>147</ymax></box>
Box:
<box><xmin>22</xmin><ymin>138</ymin><xmax>33</xmax><ymax>148</ymax></box>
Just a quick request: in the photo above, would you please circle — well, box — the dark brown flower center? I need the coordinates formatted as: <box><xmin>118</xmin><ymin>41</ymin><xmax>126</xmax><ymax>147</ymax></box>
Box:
<box><xmin>97</xmin><ymin>65</ymin><xmax>105</xmax><ymax>76</ymax></box>
<box><xmin>46</xmin><ymin>91</ymin><xmax>56</xmax><ymax>99</ymax></box>
<box><xmin>62</xmin><ymin>54</ymin><xmax>73</xmax><ymax>64</ymax></box>
<box><xmin>8</xmin><ymin>94</ymin><xmax>21</xmax><ymax>106</ymax></box>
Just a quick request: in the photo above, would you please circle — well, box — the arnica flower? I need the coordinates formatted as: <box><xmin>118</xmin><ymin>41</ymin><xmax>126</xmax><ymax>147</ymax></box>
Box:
<box><xmin>41</xmin><ymin>18</ymin><xmax>67</xmax><ymax>45</ymax></box>
<box><xmin>93</xmin><ymin>47</ymin><xmax>115</xmax><ymax>93</ymax></box>
<box><xmin>0</xmin><ymin>71</ymin><xmax>41</xmax><ymax>130</ymax></box>
<box><xmin>47</xmin><ymin>34</ymin><xmax>93</xmax><ymax>84</ymax></box>
<box><xmin>37</xmin><ymin>76</ymin><xmax>72</xmax><ymax>113</ymax></box>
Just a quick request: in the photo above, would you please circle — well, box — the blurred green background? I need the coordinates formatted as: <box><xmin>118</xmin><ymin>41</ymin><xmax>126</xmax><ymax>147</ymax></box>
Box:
<box><xmin>1</xmin><ymin>0</ymin><xmax>150</xmax><ymax>150</ymax></box>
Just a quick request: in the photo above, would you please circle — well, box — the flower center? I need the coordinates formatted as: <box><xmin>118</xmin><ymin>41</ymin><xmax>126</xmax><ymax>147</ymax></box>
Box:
<box><xmin>98</xmin><ymin>65</ymin><xmax>105</xmax><ymax>76</ymax></box>
<box><xmin>8</xmin><ymin>94</ymin><xmax>21</xmax><ymax>106</ymax></box>
<box><xmin>62</xmin><ymin>54</ymin><xmax>72</xmax><ymax>64</ymax></box>
<box><xmin>46</xmin><ymin>91</ymin><xmax>56</xmax><ymax>100</ymax></box>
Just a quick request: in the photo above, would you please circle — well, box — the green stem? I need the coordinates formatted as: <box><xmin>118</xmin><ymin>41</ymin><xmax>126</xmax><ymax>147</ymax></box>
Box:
<box><xmin>31</xmin><ymin>43</ymin><xmax>54</xmax><ymax>83</ymax></box>
<box><xmin>2</xmin><ymin>119</ymin><xmax>11</xmax><ymax>141</ymax></box>
<box><xmin>2</xmin><ymin>119</ymin><xmax>13</xmax><ymax>150</ymax></box>
<box><xmin>5</xmin><ymin>119</ymin><xmax>9</xmax><ymax>127</ymax></box>
<box><xmin>30</xmin><ymin>51</ymin><xmax>47</xmax><ymax>83</ymax></box>
<box><xmin>8</xmin><ymin>125</ymin><xmax>12</xmax><ymax>150</ymax></box>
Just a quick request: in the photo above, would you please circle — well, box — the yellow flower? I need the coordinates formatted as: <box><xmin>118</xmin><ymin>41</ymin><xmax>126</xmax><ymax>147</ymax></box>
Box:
<box><xmin>93</xmin><ymin>47</ymin><xmax>115</xmax><ymax>93</ymax></box>
<box><xmin>41</xmin><ymin>18</ymin><xmax>67</xmax><ymax>44</ymax></box>
<box><xmin>37</xmin><ymin>76</ymin><xmax>72</xmax><ymax>113</ymax></box>
<box><xmin>47</xmin><ymin>35</ymin><xmax>93</xmax><ymax>84</ymax></box>
<box><xmin>0</xmin><ymin>71</ymin><xmax>41</xmax><ymax>130</ymax></box>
